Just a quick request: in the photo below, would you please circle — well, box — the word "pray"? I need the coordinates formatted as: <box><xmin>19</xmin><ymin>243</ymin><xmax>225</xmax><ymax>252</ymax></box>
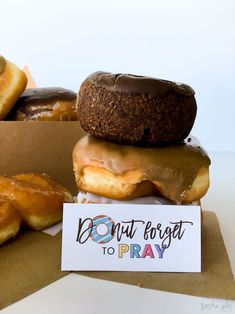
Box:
<box><xmin>119</xmin><ymin>243</ymin><xmax>166</xmax><ymax>258</ymax></box>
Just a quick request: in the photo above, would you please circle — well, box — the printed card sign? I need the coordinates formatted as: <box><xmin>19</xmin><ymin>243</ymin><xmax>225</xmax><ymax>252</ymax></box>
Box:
<box><xmin>61</xmin><ymin>204</ymin><xmax>201</xmax><ymax>272</ymax></box>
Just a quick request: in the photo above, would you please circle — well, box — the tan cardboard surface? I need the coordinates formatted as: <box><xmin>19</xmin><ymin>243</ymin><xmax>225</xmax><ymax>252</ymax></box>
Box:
<box><xmin>78</xmin><ymin>211</ymin><xmax>235</xmax><ymax>300</ymax></box>
<box><xmin>0</xmin><ymin>211</ymin><xmax>234</xmax><ymax>309</ymax></box>
<box><xmin>0</xmin><ymin>122</ymin><xmax>86</xmax><ymax>195</ymax></box>
<box><xmin>0</xmin><ymin>229</ymin><xmax>69</xmax><ymax>309</ymax></box>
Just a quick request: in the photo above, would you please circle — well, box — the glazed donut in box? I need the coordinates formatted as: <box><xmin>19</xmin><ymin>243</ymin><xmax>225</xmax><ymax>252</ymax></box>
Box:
<box><xmin>0</xmin><ymin>55</ymin><xmax>27</xmax><ymax>120</ymax></box>
<box><xmin>0</xmin><ymin>173</ymin><xmax>73</xmax><ymax>245</ymax></box>
<box><xmin>0</xmin><ymin>199</ymin><xmax>21</xmax><ymax>245</ymax></box>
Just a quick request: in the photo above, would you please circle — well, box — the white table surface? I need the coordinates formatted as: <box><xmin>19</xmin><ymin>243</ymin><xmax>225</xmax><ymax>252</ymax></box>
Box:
<box><xmin>1</xmin><ymin>152</ymin><xmax>235</xmax><ymax>314</ymax></box>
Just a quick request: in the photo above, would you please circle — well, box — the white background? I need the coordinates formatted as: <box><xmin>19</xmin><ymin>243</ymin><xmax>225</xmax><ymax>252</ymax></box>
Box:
<box><xmin>1</xmin><ymin>0</ymin><xmax>235</xmax><ymax>152</ymax></box>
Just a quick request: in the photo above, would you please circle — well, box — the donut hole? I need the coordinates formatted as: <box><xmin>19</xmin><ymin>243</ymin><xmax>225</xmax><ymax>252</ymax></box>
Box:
<box><xmin>96</xmin><ymin>223</ymin><xmax>109</xmax><ymax>236</ymax></box>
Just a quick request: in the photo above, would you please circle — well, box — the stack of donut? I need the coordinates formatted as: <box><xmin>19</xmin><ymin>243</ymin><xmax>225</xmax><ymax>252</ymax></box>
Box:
<box><xmin>73</xmin><ymin>71</ymin><xmax>211</xmax><ymax>205</ymax></box>
<box><xmin>0</xmin><ymin>173</ymin><xmax>73</xmax><ymax>245</ymax></box>
<box><xmin>0</xmin><ymin>55</ymin><xmax>78</xmax><ymax>121</ymax></box>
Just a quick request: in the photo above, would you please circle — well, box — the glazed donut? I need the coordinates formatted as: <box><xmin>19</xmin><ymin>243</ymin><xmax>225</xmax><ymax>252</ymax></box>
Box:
<box><xmin>73</xmin><ymin>135</ymin><xmax>210</xmax><ymax>204</ymax></box>
<box><xmin>0</xmin><ymin>55</ymin><xmax>27</xmax><ymax>120</ymax></box>
<box><xmin>0</xmin><ymin>174</ymin><xmax>73</xmax><ymax>230</ymax></box>
<box><xmin>6</xmin><ymin>87</ymin><xmax>78</xmax><ymax>121</ymax></box>
<box><xmin>0</xmin><ymin>199</ymin><xmax>21</xmax><ymax>245</ymax></box>
<box><xmin>77</xmin><ymin>71</ymin><xmax>197</xmax><ymax>146</ymax></box>
<box><xmin>12</xmin><ymin>173</ymin><xmax>73</xmax><ymax>202</ymax></box>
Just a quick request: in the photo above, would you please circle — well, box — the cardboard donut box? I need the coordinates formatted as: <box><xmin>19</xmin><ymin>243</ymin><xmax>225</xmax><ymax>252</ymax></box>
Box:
<box><xmin>0</xmin><ymin>121</ymin><xmax>85</xmax><ymax>309</ymax></box>
<box><xmin>0</xmin><ymin>121</ymin><xmax>85</xmax><ymax>195</ymax></box>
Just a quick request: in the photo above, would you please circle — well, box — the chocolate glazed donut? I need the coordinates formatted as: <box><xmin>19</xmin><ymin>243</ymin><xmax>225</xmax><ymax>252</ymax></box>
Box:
<box><xmin>6</xmin><ymin>87</ymin><xmax>78</xmax><ymax>121</ymax></box>
<box><xmin>77</xmin><ymin>71</ymin><xmax>197</xmax><ymax>146</ymax></box>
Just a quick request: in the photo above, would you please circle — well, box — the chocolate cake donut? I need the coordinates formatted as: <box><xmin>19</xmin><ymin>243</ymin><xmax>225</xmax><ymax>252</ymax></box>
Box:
<box><xmin>77</xmin><ymin>71</ymin><xmax>197</xmax><ymax>146</ymax></box>
<box><xmin>7</xmin><ymin>87</ymin><xmax>78</xmax><ymax>121</ymax></box>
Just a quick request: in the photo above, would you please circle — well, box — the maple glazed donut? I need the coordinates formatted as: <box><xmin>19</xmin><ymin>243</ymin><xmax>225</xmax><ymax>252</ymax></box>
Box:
<box><xmin>73</xmin><ymin>135</ymin><xmax>210</xmax><ymax>204</ymax></box>
<box><xmin>0</xmin><ymin>199</ymin><xmax>21</xmax><ymax>245</ymax></box>
<box><xmin>0</xmin><ymin>173</ymin><xmax>73</xmax><ymax>230</ymax></box>
<box><xmin>0</xmin><ymin>55</ymin><xmax>27</xmax><ymax>120</ymax></box>
<box><xmin>77</xmin><ymin>71</ymin><xmax>197</xmax><ymax>146</ymax></box>
<box><xmin>6</xmin><ymin>87</ymin><xmax>78</xmax><ymax>121</ymax></box>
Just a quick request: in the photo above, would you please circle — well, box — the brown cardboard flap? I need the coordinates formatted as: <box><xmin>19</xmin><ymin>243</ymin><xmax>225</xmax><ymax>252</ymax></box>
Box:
<box><xmin>0</xmin><ymin>229</ymin><xmax>68</xmax><ymax>309</ymax></box>
<box><xmin>78</xmin><ymin>211</ymin><xmax>235</xmax><ymax>300</ymax></box>
<box><xmin>0</xmin><ymin>121</ymin><xmax>86</xmax><ymax>195</ymax></box>
<box><xmin>0</xmin><ymin>211</ymin><xmax>234</xmax><ymax>310</ymax></box>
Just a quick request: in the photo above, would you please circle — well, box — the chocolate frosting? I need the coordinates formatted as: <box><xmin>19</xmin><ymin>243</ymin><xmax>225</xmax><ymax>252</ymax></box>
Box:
<box><xmin>17</xmin><ymin>88</ymin><xmax>76</xmax><ymax>105</ymax></box>
<box><xmin>5</xmin><ymin>87</ymin><xmax>78</xmax><ymax>121</ymax></box>
<box><xmin>12</xmin><ymin>87</ymin><xmax>76</xmax><ymax>115</ymax></box>
<box><xmin>87</xmin><ymin>71</ymin><xmax>195</xmax><ymax>97</ymax></box>
<box><xmin>73</xmin><ymin>135</ymin><xmax>210</xmax><ymax>203</ymax></box>
<box><xmin>0</xmin><ymin>55</ymin><xmax>6</xmax><ymax>75</ymax></box>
